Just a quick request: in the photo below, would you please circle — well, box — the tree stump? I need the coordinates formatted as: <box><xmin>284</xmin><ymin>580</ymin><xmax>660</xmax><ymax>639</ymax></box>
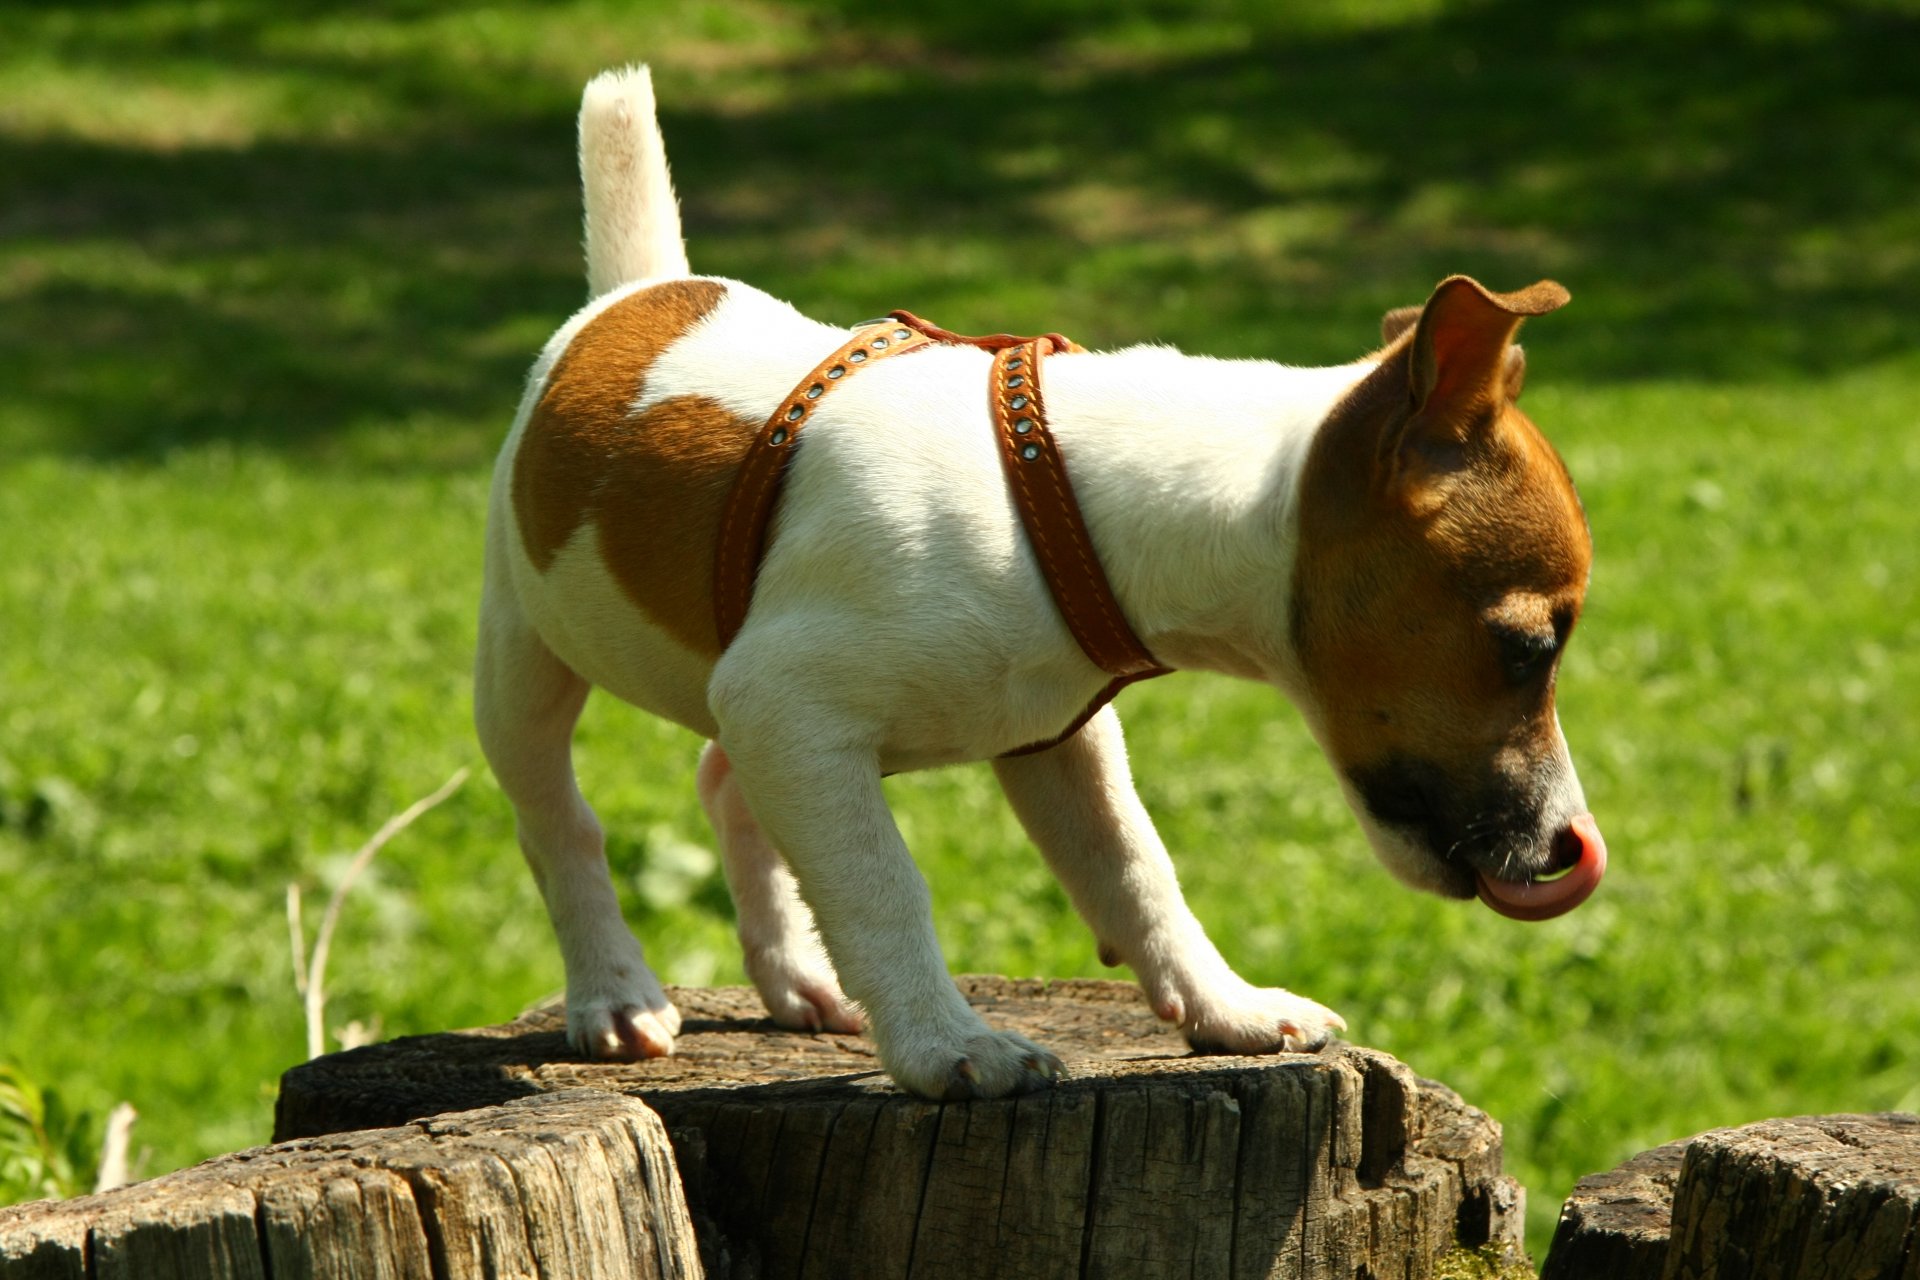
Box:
<box><xmin>0</xmin><ymin>1090</ymin><xmax>699</xmax><ymax>1280</ymax></box>
<box><xmin>1541</xmin><ymin>1112</ymin><xmax>1920</xmax><ymax>1280</ymax></box>
<box><xmin>1538</xmin><ymin>1139</ymin><xmax>1689</xmax><ymax>1280</ymax></box>
<box><xmin>276</xmin><ymin>978</ymin><xmax>1523</xmax><ymax>1279</ymax></box>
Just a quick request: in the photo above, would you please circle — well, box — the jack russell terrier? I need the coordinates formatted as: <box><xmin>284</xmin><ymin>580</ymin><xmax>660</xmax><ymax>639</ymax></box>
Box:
<box><xmin>475</xmin><ymin>66</ymin><xmax>1608</xmax><ymax>1100</ymax></box>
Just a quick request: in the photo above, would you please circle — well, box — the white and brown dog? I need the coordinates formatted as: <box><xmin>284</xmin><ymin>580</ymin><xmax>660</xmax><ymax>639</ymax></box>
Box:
<box><xmin>475</xmin><ymin>66</ymin><xmax>1607</xmax><ymax>1100</ymax></box>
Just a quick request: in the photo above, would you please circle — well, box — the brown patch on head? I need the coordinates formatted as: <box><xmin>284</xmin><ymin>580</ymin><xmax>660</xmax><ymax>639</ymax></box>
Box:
<box><xmin>1292</xmin><ymin>276</ymin><xmax>1589</xmax><ymax>862</ymax></box>
<box><xmin>512</xmin><ymin>278</ymin><xmax>754</xmax><ymax>657</ymax></box>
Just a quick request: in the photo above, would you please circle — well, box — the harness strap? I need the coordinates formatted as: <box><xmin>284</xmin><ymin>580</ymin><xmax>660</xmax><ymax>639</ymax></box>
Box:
<box><xmin>713</xmin><ymin>311</ymin><xmax>1170</xmax><ymax>755</ymax></box>
<box><xmin>984</xmin><ymin>337</ymin><xmax>1165</xmax><ymax>682</ymax></box>
<box><xmin>713</xmin><ymin>319</ymin><xmax>934</xmax><ymax>647</ymax></box>
<box><xmin>885</xmin><ymin>309</ymin><xmax>1082</xmax><ymax>357</ymax></box>
<box><xmin>981</xmin><ymin>334</ymin><xmax>1170</xmax><ymax>752</ymax></box>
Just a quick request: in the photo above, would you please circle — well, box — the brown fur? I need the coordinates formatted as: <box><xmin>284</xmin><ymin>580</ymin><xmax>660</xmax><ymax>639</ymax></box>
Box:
<box><xmin>512</xmin><ymin>278</ymin><xmax>752</xmax><ymax>657</ymax></box>
<box><xmin>1291</xmin><ymin>279</ymin><xmax>1588</xmax><ymax>793</ymax></box>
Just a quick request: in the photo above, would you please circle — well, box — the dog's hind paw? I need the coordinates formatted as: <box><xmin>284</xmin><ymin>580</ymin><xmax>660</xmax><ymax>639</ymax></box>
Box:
<box><xmin>744</xmin><ymin>945</ymin><xmax>864</xmax><ymax>1035</ymax></box>
<box><xmin>1175</xmin><ymin>981</ymin><xmax>1346</xmax><ymax>1056</ymax></box>
<box><xmin>758</xmin><ymin>970</ymin><xmax>864</xmax><ymax>1035</ymax></box>
<box><xmin>891</xmin><ymin>1029</ymin><xmax>1064</xmax><ymax>1101</ymax></box>
<box><xmin>568</xmin><ymin>995</ymin><xmax>683</xmax><ymax>1061</ymax></box>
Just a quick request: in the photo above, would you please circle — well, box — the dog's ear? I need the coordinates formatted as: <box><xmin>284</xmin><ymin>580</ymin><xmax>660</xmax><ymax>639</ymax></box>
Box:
<box><xmin>1380</xmin><ymin>305</ymin><xmax>1422</xmax><ymax>345</ymax></box>
<box><xmin>1383</xmin><ymin>277</ymin><xmax>1565</xmax><ymax>510</ymax></box>
<box><xmin>1407</xmin><ymin>276</ymin><xmax>1566</xmax><ymax>421</ymax></box>
<box><xmin>1503</xmin><ymin>345</ymin><xmax>1527</xmax><ymax>401</ymax></box>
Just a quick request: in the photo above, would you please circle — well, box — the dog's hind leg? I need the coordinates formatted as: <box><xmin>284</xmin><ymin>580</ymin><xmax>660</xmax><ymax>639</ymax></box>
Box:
<box><xmin>475</xmin><ymin>560</ymin><xmax>680</xmax><ymax>1059</ymax></box>
<box><xmin>697</xmin><ymin>742</ymin><xmax>861</xmax><ymax>1034</ymax></box>
<box><xmin>993</xmin><ymin>705</ymin><xmax>1346</xmax><ymax>1055</ymax></box>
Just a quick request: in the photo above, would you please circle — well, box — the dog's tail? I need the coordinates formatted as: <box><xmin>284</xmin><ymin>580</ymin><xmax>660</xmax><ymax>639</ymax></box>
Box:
<box><xmin>578</xmin><ymin>65</ymin><xmax>689</xmax><ymax>297</ymax></box>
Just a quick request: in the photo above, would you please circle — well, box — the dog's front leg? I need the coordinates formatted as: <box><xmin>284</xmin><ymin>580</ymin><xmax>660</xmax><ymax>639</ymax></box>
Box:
<box><xmin>714</xmin><ymin>685</ymin><xmax>1062</xmax><ymax>1099</ymax></box>
<box><xmin>993</xmin><ymin>705</ymin><xmax>1345</xmax><ymax>1054</ymax></box>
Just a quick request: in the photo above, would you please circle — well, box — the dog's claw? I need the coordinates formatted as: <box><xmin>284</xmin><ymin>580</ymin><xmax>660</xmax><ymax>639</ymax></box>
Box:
<box><xmin>940</xmin><ymin>1057</ymin><xmax>978</xmax><ymax>1102</ymax></box>
<box><xmin>573</xmin><ymin>1001</ymin><xmax>679</xmax><ymax>1061</ymax></box>
<box><xmin>1168</xmin><ymin>980</ymin><xmax>1344</xmax><ymax>1057</ymax></box>
<box><xmin>1023</xmin><ymin>1052</ymin><xmax>1062</xmax><ymax>1082</ymax></box>
<box><xmin>769</xmin><ymin>975</ymin><xmax>864</xmax><ymax>1035</ymax></box>
<box><xmin>743</xmin><ymin>942</ymin><xmax>864</xmax><ymax>1035</ymax></box>
<box><xmin>909</xmin><ymin>1029</ymin><xmax>1064</xmax><ymax>1100</ymax></box>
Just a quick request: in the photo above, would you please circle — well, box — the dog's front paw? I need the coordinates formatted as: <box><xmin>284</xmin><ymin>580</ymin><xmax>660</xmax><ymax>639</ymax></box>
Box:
<box><xmin>567</xmin><ymin>971</ymin><xmax>682</xmax><ymax>1060</ymax></box>
<box><xmin>888</xmin><ymin>1027</ymin><xmax>1065</xmax><ymax>1101</ymax></box>
<box><xmin>1171</xmin><ymin>981</ymin><xmax>1346</xmax><ymax>1056</ymax></box>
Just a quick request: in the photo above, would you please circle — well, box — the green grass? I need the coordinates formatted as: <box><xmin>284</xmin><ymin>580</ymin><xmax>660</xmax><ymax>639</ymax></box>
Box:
<box><xmin>3</xmin><ymin>0</ymin><xmax>1918</xmax><ymax>1257</ymax></box>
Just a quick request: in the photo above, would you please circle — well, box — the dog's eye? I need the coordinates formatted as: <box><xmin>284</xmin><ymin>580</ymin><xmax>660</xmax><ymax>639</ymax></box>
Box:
<box><xmin>1492</xmin><ymin>626</ymin><xmax>1559</xmax><ymax>685</ymax></box>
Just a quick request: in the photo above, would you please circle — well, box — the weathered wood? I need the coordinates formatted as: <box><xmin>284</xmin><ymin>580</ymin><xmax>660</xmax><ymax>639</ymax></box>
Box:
<box><xmin>1542</xmin><ymin>1112</ymin><xmax>1920</xmax><ymax>1280</ymax></box>
<box><xmin>1538</xmin><ymin>1139</ymin><xmax>1687</xmax><ymax>1280</ymax></box>
<box><xmin>1666</xmin><ymin>1113</ymin><xmax>1920</xmax><ymax>1280</ymax></box>
<box><xmin>276</xmin><ymin>977</ymin><xmax>1524</xmax><ymax>1278</ymax></box>
<box><xmin>0</xmin><ymin>1091</ymin><xmax>701</xmax><ymax>1280</ymax></box>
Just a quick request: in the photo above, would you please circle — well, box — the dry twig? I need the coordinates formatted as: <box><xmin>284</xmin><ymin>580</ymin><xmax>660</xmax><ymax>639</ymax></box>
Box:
<box><xmin>92</xmin><ymin>1103</ymin><xmax>137</xmax><ymax>1194</ymax></box>
<box><xmin>289</xmin><ymin>767</ymin><xmax>470</xmax><ymax>1060</ymax></box>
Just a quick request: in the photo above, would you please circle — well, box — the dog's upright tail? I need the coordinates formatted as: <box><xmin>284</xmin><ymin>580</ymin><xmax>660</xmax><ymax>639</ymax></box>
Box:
<box><xmin>578</xmin><ymin>65</ymin><xmax>689</xmax><ymax>297</ymax></box>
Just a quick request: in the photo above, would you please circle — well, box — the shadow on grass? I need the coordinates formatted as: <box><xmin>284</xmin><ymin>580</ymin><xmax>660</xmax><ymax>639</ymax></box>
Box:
<box><xmin>4</xmin><ymin>0</ymin><xmax>1915</xmax><ymax>465</ymax></box>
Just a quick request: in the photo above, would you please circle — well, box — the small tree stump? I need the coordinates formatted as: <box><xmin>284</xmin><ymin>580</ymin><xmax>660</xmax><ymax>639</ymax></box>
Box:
<box><xmin>0</xmin><ymin>1091</ymin><xmax>700</xmax><ymax>1280</ymax></box>
<box><xmin>276</xmin><ymin>978</ymin><xmax>1522</xmax><ymax>1279</ymax></box>
<box><xmin>1542</xmin><ymin>1112</ymin><xmax>1920</xmax><ymax>1280</ymax></box>
<box><xmin>1538</xmin><ymin>1139</ymin><xmax>1689</xmax><ymax>1280</ymax></box>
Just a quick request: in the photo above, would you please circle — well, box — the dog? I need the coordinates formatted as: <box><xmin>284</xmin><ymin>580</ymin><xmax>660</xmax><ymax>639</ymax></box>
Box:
<box><xmin>474</xmin><ymin>66</ymin><xmax>1607</xmax><ymax>1100</ymax></box>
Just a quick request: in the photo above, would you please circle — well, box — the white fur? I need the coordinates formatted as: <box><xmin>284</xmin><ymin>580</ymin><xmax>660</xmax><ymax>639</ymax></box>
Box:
<box><xmin>578</xmin><ymin>66</ymin><xmax>687</xmax><ymax>295</ymax></box>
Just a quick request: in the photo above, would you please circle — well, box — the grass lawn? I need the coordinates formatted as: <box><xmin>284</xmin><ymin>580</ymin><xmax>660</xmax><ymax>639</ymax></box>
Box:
<box><xmin>4</xmin><ymin>0</ymin><xmax>1918</xmax><ymax>1256</ymax></box>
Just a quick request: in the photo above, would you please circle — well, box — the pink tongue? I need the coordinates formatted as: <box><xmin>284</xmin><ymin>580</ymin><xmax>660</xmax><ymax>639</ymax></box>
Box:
<box><xmin>1476</xmin><ymin>813</ymin><xmax>1607</xmax><ymax>922</ymax></box>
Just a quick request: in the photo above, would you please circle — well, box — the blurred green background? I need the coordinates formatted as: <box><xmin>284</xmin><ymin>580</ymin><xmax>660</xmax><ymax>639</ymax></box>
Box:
<box><xmin>3</xmin><ymin>0</ymin><xmax>1916</xmax><ymax>1256</ymax></box>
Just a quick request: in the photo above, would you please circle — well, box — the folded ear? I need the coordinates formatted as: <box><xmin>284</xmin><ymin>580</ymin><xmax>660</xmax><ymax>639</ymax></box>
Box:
<box><xmin>1408</xmin><ymin>276</ymin><xmax>1567</xmax><ymax>419</ymax></box>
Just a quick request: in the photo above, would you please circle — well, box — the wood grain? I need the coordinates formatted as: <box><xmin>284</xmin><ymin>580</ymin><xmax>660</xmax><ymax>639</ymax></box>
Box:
<box><xmin>0</xmin><ymin>1091</ymin><xmax>700</xmax><ymax>1280</ymax></box>
<box><xmin>273</xmin><ymin>977</ymin><xmax>1524</xmax><ymax>1279</ymax></box>
<box><xmin>1542</xmin><ymin>1112</ymin><xmax>1920</xmax><ymax>1280</ymax></box>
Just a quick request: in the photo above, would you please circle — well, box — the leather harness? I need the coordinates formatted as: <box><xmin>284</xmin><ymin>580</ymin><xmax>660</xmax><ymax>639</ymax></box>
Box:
<box><xmin>713</xmin><ymin>311</ymin><xmax>1171</xmax><ymax>756</ymax></box>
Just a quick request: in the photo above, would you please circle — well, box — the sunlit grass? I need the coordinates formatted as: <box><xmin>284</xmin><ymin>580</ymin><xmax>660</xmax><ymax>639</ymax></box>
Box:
<box><xmin>3</xmin><ymin>0</ymin><xmax>1917</xmax><ymax>1258</ymax></box>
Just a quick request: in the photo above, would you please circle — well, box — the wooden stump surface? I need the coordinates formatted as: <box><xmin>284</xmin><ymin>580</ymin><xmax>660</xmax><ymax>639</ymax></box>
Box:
<box><xmin>1542</xmin><ymin>1111</ymin><xmax>1920</xmax><ymax>1280</ymax></box>
<box><xmin>277</xmin><ymin>977</ymin><xmax>1523</xmax><ymax>1280</ymax></box>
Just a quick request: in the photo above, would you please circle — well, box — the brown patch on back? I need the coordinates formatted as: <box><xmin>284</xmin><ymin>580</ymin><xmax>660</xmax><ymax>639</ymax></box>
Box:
<box><xmin>1290</xmin><ymin>324</ymin><xmax>1591</xmax><ymax>781</ymax></box>
<box><xmin>512</xmin><ymin>278</ymin><xmax>753</xmax><ymax>657</ymax></box>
